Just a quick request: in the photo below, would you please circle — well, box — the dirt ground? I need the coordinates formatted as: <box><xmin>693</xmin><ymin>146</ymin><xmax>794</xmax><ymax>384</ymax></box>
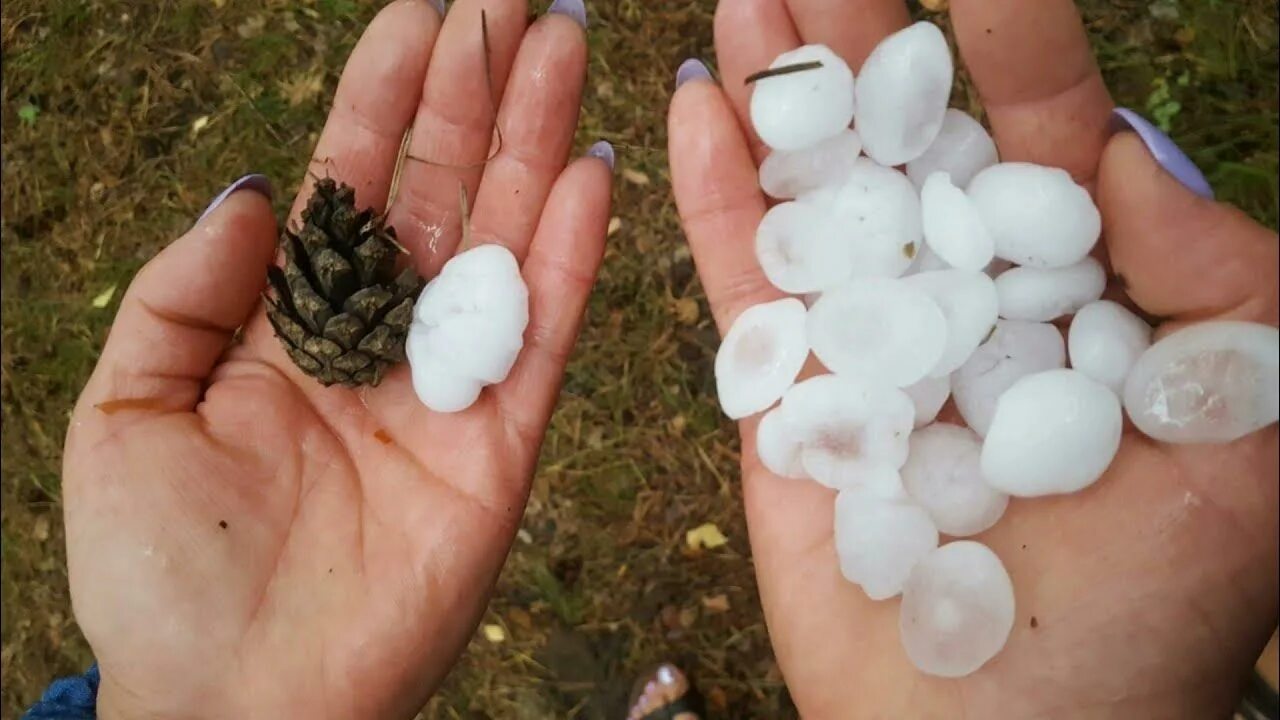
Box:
<box><xmin>2</xmin><ymin>1</ymin><xmax>1276</xmax><ymax>718</ymax></box>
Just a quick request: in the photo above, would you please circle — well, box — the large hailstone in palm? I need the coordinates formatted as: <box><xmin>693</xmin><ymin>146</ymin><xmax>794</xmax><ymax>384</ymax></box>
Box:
<box><xmin>901</xmin><ymin>423</ymin><xmax>1008</xmax><ymax>537</ymax></box>
<box><xmin>967</xmin><ymin>163</ymin><xmax>1101</xmax><ymax>268</ymax></box>
<box><xmin>854</xmin><ymin>22</ymin><xmax>954</xmax><ymax>167</ymax></box>
<box><xmin>907</xmin><ymin>109</ymin><xmax>999</xmax><ymax>190</ymax></box>
<box><xmin>750</xmin><ymin>45</ymin><xmax>856</xmax><ymax>152</ymax></box>
<box><xmin>951</xmin><ymin>319</ymin><xmax>1066</xmax><ymax>436</ymax></box>
<box><xmin>834</xmin><ymin>486</ymin><xmax>939</xmax><ymax>600</ymax></box>
<box><xmin>714</xmin><ymin>298</ymin><xmax>810</xmax><ymax>420</ymax></box>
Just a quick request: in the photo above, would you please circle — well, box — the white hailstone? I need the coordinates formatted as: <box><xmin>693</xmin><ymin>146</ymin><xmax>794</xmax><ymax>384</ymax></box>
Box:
<box><xmin>756</xmin><ymin>406</ymin><xmax>808</xmax><ymax>479</ymax></box>
<box><xmin>1068</xmin><ymin>300</ymin><xmax>1153</xmax><ymax>393</ymax></box>
<box><xmin>967</xmin><ymin>163</ymin><xmax>1102</xmax><ymax>268</ymax></box>
<box><xmin>920</xmin><ymin>172</ymin><xmax>995</xmax><ymax>272</ymax></box>
<box><xmin>750</xmin><ymin>45</ymin><xmax>856</xmax><ymax>152</ymax></box>
<box><xmin>759</xmin><ymin>129</ymin><xmax>863</xmax><ymax>199</ymax></box>
<box><xmin>904</xmin><ymin>241</ymin><xmax>951</xmax><ymax>276</ymax></box>
<box><xmin>834</xmin><ymin>488</ymin><xmax>939</xmax><ymax>600</ymax></box>
<box><xmin>808</xmin><ymin>278</ymin><xmax>948</xmax><ymax>388</ymax></box>
<box><xmin>907</xmin><ymin>109</ymin><xmax>1000</xmax><ymax>190</ymax></box>
<box><xmin>855</xmin><ymin>22</ymin><xmax>953</xmax><ymax>167</ymax></box>
<box><xmin>952</xmin><ymin>320</ymin><xmax>1066</xmax><ymax>436</ymax></box>
<box><xmin>715</xmin><ymin>298</ymin><xmax>810</xmax><ymax>419</ymax></box>
<box><xmin>779</xmin><ymin>374</ymin><xmax>915</xmax><ymax>488</ymax></box>
<box><xmin>408</xmin><ymin>244</ymin><xmax>529</xmax><ymax>413</ymax></box>
<box><xmin>994</xmin><ymin>256</ymin><xmax>1107</xmax><ymax>322</ymax></box>
<box><xmin>901</xmin><ymin>424</ymin><xmax>1008</xmax><ymax>536</ymax></box>
<box><xmin>905</xmin><ymin>374</ymin><xmax>951</xmax><ymax>429</ymax></box>
<box><xmin>982</xmin><ymin>368</ymin><xmax>1122</xmax><ymax>497</ymax></box>
<box><xmin>828</xmin><ymin>159</ymin><xmax>922</xmax><ymax>279</ymax></box>
<box><xmin>903</xmin><ymin>270</ymin><xmax>999</xmax><ymax>378</ymax></box>
<box><xmin>899</xmin><ymin>541</ymin><xmax>1015</xmax><ymax>678</ymax></box>
<box><xmin>755</xmin><ymin>200</ymin><xmax>853</xmax><ymax>293</ymax></box>
<box><xmin>1123</xmin><ymin>321</ymin><xmax>1280</xmax><ymax>444</ymax></box>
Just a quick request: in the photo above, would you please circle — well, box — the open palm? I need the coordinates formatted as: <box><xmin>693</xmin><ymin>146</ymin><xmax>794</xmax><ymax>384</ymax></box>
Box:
<box><xmin>669</xmin><ymin>0</ymin><xmax>1278</xmax><ymax>717</ymax></box>
<box><xmin>61</xmin><ymin>2</ymin><xmax>609</xmax><ymax>717</ymax></box>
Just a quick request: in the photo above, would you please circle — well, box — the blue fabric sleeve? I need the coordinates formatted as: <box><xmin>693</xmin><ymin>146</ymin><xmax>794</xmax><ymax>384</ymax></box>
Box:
<box><xmin>22</xmin><ymin>663</ymin><xmax>99</xmax><ymax>720</ymax></box>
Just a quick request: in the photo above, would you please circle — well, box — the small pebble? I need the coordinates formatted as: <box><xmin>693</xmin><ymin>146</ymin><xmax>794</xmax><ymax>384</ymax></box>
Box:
<box><xmin>759</xmin><ymin>129</ymin><xmax>863</xmax><ymax>199</ymax></box>
<box><xmin>855</xmin><ymin>22</ymin><xmax>954</xmax><ymax>166</ymax></box>
<box><xmin>835</xmin><ymin>488</ymin><xmax>939</xmax><ymax>600</ymax></box>
<box><xmin>967</xmin><ymin>163</ymin><xmax>1101</xmax><ymax>268</ymax></box>
<box><xmin>952</xmin><ymin>320</ymin><xmax>1066</xmax><ymax>436</ymax></box>
<box><xmin>921</xmin><ymin>172</ymin><xmax>995</xmax><ymax>272</ymax></box>
<box><xmin>901</xmin><ymin>423</ymin><xmax>1008</xmax><ymax>536</ymax></box>
<box><xmin>907</xmin><ymin>109</ymin><xmax>999</xmax><ymax>190</ymax></box>
<box><xmin>1068</xmin><ymin>300</ymin><xmax>1152</xmax><ymax>393</ymax></box>
<box><xmin>904</xmin><ymin>270</ymin><xmax>999</xmax><ymax>377</ymax></box>
<box><xmin>751</xmin><ymin>45</ymin><xmax>856</xmax><ymax>151</ymax></box>
<box><xmin>715</xmin><ymin>298</ymin><xmax>810</xmax><ymax>419</ymax></box>
<box><xmin>994</xmin><ymin>256</ymin><xmax>1107</xmax><ymax>322</ymax></box>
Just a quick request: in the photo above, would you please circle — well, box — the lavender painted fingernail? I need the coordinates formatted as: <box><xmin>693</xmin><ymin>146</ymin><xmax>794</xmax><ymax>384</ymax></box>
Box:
<box><xmin>586</xmin><ymin>140</ymin><xmax>615</xmax><ymax>170</ymax></box>
<box><xmin>676</xmin><ymin>59</ymin><xmax>713</xmax><ymax>89</ymax></box>
<box><xmin>198</xmin><ymin>174</ymin><xmax>273</xmax><ymax>223</ymax></box>
<box><xmin>547</xmin><ymin>0</ymin><xmax>586</xmax><ymax>29</ymax></box>
<box><xmin>427</xmin><ymin>0</ymin><xmax>446</xmax><ymax>17</ymax></box>
<box><xmin>1111</xmin><ymin>108</ymin><xmax>1214</xmax><ymax>200</ymax></box>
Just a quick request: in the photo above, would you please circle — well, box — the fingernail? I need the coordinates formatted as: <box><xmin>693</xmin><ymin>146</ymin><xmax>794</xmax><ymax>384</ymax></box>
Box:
<box><xmin>427</xmin><ymin>0</ymin><xmax>446</xmax><ymax>16</ymax></box>
<box><xmin>199</xmin><ymin>174</ymin><xmax>273</xmax><ymax>223</ymax></box>
<box><xmin>547</xmin><ymin>0</ymin><xmax>586</xmax><ymax>29</ymax></box>
<box><xmin>1111</xmin><ymin>108</ymin><xmax>1214</xmax><ymax>200</ymax></box>
<box><xmin>676</xmin><ymin>59</ymin><xmax>713</xmax><ymax>89</ymax></box>
<box><xmin>586</xmin><ymin>140</ymin><xmax>615</xmax><ymax>171</ymax></box>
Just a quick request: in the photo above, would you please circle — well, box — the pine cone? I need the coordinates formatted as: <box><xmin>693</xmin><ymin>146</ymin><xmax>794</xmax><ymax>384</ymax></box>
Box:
<box><xmin>265</xmin><ymin>178</ymin><xmax>423</xmax><ymax>387</ymax></box>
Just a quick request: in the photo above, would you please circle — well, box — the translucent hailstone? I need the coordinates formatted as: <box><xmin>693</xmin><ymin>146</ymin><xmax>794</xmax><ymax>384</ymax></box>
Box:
<box><xmin>755</xmin><ymin>200</ymin><xmax>853</xmax><ymax>293</ymax></box>
<box><xmin>1123</xmin><ymin>321</ymin><xmax>1280</xmax><ymax>444</ymax></box>
<box><xmin>982</xmin><ymin>368</ymin><xmax>1122</xmax><ymax>497</ymax></box>
<box><xmin>756</xmin><ymin>406</ymin><xmax>808</xmax><ymax>479</ymax></box>
<box><xmin>994</xmin><ymin>257</ymin><xmax>1106</xmax><ymax>322</ymax></box>
<box><xmin>808</xmin><ymin>278</ymin><xmax>948</xmax><ymax>388</ymax></box>
<box><xmin>952</xmin><ymin>320</ymin><xmax>1066</xmax><ymax>436</ymax></box>
<box><xmin>920</xmin><ymin>172</ymin><xmax>995</xmax><ymax>272</ymax></box>
<box><xmin>834</xmin><ymin>487</ymin><xmax>938</xmax><ymax>600</ymax></box>
<box><xmin>715</xmin><ymin>298</ymin><xmax>810</xmax><ymax>419</ymax></box>
<box><xmin>907</xmin><ymin>109</ymin><xmax>999</xmax><ymax>190</ymax></box>
<box><xmin>750</xmin><ymin>45</ymin><xmax>856</xmax><ymax>152</ymax></box>
<box><xmin>903</xmin><ymin>270</ymin><xmax>999</xmax><ymax>378</ymax></box>
<box><xmin>409</xmin><ymin>244</ymin><xmax>529</xmax><ymax>413</ymax></box>
<box><xmin>779</xmin><ymin>374</ymin><xmax>915</xmax><ymax>488</ymax></box>
<box><xmin>1068</xmin><ymin>300</ymin><xmax>1153</xmax><ymax>394</ymax></box>
<box><xmin>899</xmin><ymin>541</ymin><xmax>1015</xmax><ymax>678</ymax></box>
<box><xmin>967</xmin><ymin>163</ymin><xmax>1102</xmax><ymax>268</ymax></box>
<box><xmin>905</xmin><ymin>374</ymin><xmax>951</xmax><ymax>428</ymax></box>
<box><xmin>855</xmin><ymin>22</ymin><xmax>953</xmax><ymax>167</ymax></box>
<box><xmin>901</xmin><ymin>424</ymin><xmax>1008</xmax><ymax>536</ymax></box>
<box><xmin>827</xmin><ymin>159</ymin><xmax>922</xmax><ymax>279</ymax></box>
<box><xmin>759</xmin><ymin>129</ymin><xmax>863</xmax><ymax>199</ymax></box>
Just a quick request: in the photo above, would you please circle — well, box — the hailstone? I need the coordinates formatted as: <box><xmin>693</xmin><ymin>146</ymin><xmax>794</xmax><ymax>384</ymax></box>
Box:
<box><xmin>834</xmin><ymin>487</ymin><xmax>939</xmax><ymax>600</ymax></box>
<box><xmin>903</xmin><ymin>270</ymin><xmax>999</xmax><ymax>378</ymax></box>
<box><xmin>907</xmin><ymin>109</ymin><xmax>999</xmax><ymax>190</ymax></box>
<box><xmin>920</xmin><ymin>172</ymin><xmax>995</xmax><ymax>272</ymax></box>
<box><xmin>750</xmin><ymin>45</ymin><xmax>856</xmax><ymax>152</ymax></box>
<box><xmin>714</xmin><ymin>298</ymin><xmax>810</xmax><ymax>419</ymax></box>
<box><xmin>756</xmin><ymin>406</ymin><xmax>808</xmax><ymax>479</ymax></box>
<box><xmin>951</xmin><ymin>320</ymin><xmax>1066</xmax><ymax>436</ymax></box>
<box><xmin>828</xmin><ymin>159</ymin><xmax>922</xmax><ymax>280</ymax></box>
<box><xmin>967</xmin><ymin>163</ymin><xmax>1101</xmax><ymax>268</ymax></box>
<box><xmin>994</xmin><ymin>257</ymin><xmax>1106</xmax><ymax>322</ymax></box>
<box><xmin>905</xmin><ymin>374</ymin><xmax>952</xmax><ymax>429</ymax></box>
<box><xmin>855</xmin><ymin>22</ymin><xmax>953</xmax><ymax>166</ymax></box>
<box><xmin>755</xmin><ymin>200</ymin><xmax>854</xmax><ymax>293</ymax></box>
<box><xmin>1068</xmin><ymin>300</ymin><xmax>1152</xmax><ymax>393</ymax></box>
<box><xmin>759</xmin><ymin>129</ymin><xmax>863</xmax><ymax>199</ymax></box>
<box><xmin>902</xmin><ymin>424</ymin><xmax>1008</xmax><ymax>536</ymax></box>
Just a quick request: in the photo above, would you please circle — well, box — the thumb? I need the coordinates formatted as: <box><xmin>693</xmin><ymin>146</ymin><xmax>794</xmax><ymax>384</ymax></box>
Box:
<box><xmin>78</xmin><ymin>175</ymin><xmax>278</xmax><ymax>415</ymax></box>
<box><xmin>1098</xmin><ymin>116</ymin><xmax>1278</xmax><ymax>328</ymax></box>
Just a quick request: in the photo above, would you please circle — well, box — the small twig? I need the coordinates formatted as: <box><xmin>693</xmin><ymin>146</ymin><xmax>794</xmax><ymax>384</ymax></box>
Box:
<box><xmin>385</xmin><ymin>125</ymin><xmax>413</xmax><ymax>211</ymax></box>
<box><xmin>744</xmin><ymin>60</ymin><xmax>824</xmax><ymax>85</ymax></box>
<box><xmin>458</xmin><ymin>181</ymin><xmax>471</xmax><ymax>247</ymax></box>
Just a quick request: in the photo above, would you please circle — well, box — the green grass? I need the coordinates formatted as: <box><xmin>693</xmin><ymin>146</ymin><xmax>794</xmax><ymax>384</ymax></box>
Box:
<box><xmin>2</xmin><ymin>0</ymin><xmax>1277</xmax><ymax>718</ymax></box>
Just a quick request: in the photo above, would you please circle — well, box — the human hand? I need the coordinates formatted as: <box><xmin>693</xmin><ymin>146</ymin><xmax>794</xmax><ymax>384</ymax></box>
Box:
<box><xmin>61</xmin><ymin>1</ymin><xmax>610</xmax><ymax>717</ymax></box>
<box><xmin>668</xmin><ymin>0</ymin><xmax>1278</xmax><ymax>717</ymax></box>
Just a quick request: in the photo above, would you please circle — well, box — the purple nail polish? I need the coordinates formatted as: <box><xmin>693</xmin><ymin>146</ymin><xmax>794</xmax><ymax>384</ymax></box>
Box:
<box><xmin>199</xmin><ymin>174</ymin><xmax>273</xmax><ymax>223</ymax></box>
<box><xmin>676</xmin><ymin>59</ymin><xmax>713</xmax><ymax>89</ymax></box>
<box><xmin>428</xmin><ymin>0</ymin><xmax>446</xmax><ymax>17</ymax></box>
<box><xmin>586</xmin><ymin>140</ymin><xmax>615</xmax><ymax>170</ymax></box>
<box><xmin>1111</xmin><ymin>108</ymin><xmax>1214</xmax><ymax>200</ymax></box>
<box><xmin>547</xmin><ymin>0</ymin><xmax>586</xmax><ymax>29</ymax></box>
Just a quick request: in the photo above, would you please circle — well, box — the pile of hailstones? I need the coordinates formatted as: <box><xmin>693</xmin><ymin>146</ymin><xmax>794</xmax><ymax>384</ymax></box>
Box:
<box><xmin>716</xmin><ymin>22</ymin><xmax>1280</xmax><ymax>678</ymax></box>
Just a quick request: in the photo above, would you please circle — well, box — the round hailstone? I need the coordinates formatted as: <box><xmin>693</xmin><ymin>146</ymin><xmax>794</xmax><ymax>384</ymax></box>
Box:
<box><xmin>755</xmin><ymin>200</ymin><xmax>853</xmax><ymax>293</ymax></box>
<box><xmin>1068</xmin><ymin>300</ymin><xmax>1153</xmax><ymax>393</ymax></box>
<box><xmin>715</xmin><ymin>298</ymin><xmax>810</xmax><ymax>420</ymax></box>
<box><xmin>921</xmin><ymin>172</ymin><xmax>995</xmax><ymax>272</ymax></box>
<box><xmin>759</xmin><ymin>129</ymin><xmax>863</xmax><ymax>199</ymax></box>
<box><xmin>406</xmin><ymin>326</ymin><xmax>484</xmax><ymax>413</ymax></box>
<box><xmin>756</xmin><ymin>407</ymin><xmax>808</xmax><ymax>479</ymax></box>
<box><xmin>952</xmin><ymin>320</ymin><xmax>1066</xmax><ymax>436</ymax></box>
<box><xmin>808</xmin><ymin>278</ymin><xmax>948</xmax><ymax>388</ymax></box>
<box><xmin>750</xmin><ymin>45</ymin><xmax>856</xmax><ymax>152</ymax></box>
<box><xmin>834</xmin><ymin>488</ymin><xmax>939</xmax><ymax>600</ymax></box>
<box><xmin>994</xmin><ymin>257</ymin><xmax>1106</xmax><ymax>322</ymax></box>
<box><xmin>907</xmin><ymin>109</ymin><xmax>999</xmax><ymax>190</ymax></box>
<box><xmin>903</xmin><ymin>270</ymin><xmax>999</xmax><ymax>378</ymax></box>
<box><xmin>779</xmin><ymin>374</ymin><xmax>915</xmax><ymax>488</ymax></box>
<box><xmin>828</xmin><ymin>159</ymin><xmax>922</xmax><ymax>279</ymax></box>
<box><xmin>901</xmin><ymin>424</ymin><xmax>1008</xmax><ymax>536</ymax></box>
<box><xmin>900</xmin><ymin>541</ymin><xmax>1015</xmax><ymax>678</ymax></box>
<box><xmin>1123</xmin><ymin>321</ymin><xmax>1279</xmax><ymax>444</ymax></box>
<box><xmin>905</xmin><ymin>374</ymin><xmax>951</xmax><ymax>429</ymax></box>
<box><xmin>982</xmin><ymin>368</ymin><xmax>1122</xmax><ymax>496</ymax></box>
<box><xmin>854</xmin><ymin>22</ymin><xmax>953</xmax><ymax>166</ymax></box>
<box><xmin>967</xmin><ymin>163</ymin><xmax>1102</xmax><ymax>268</ymax></box>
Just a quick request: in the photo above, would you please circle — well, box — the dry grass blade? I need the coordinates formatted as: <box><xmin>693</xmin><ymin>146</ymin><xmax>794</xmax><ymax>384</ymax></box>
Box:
<box><xmin>744</xmin><ymin>61</ymin><xmax>824</xmax><ymax>85</ymax></box>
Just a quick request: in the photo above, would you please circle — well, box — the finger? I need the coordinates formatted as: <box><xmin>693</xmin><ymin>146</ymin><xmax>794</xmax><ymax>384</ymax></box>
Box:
<box><xmin>289</xmin><ymin>0</ymin><xmax>442</xmax><ymax>220</ymax></box>
<box><xmin>950</xmin><ymin>0</ymin><xmax>1114</xmax><ymax>182</ymax></box>
<box><xmin>669</xmin><ymin>78</ymin><xmax>784</xmax><ymax>333</ymax></box>
<box><xmin>463</xmin><ymin>12</ymin><xmax>588</xmax><ymax>262</ymax></box>
<box><xmin>1098</xmin><ymin>132</ymin><xmax>1279</xmax><ymax>326</ymax></box>
<box><xmin>783</xmin><ymin>0</ymin><xmax>908</xmax><ymax>70</ymax></box>
<box><xmin>713</xmin><ymin>0</ymin><xmax>802</xmax><ymax>163</ymax></box>
<box><xmin>385</xmin><ymin>0</ymin><xmax>528</xmax><ymax>277</ymax></box>
<box><xmin>78</xmin><ymin>185</ymin><xmax>278</xmax><ymax>414</ymax></box>
<box><xmin>492</xmin><ymin>155</ymin><xmax>612</xmax><ymax>457</ymax></box>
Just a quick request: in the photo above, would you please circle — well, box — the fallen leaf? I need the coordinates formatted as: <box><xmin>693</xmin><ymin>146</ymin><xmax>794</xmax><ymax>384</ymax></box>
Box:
<box><xmin>508</xmin><ymin>608</ymin><xmax>533</xmax><ymax>631</ymax></box>
<box><xmin>622</xmin><ymin>168</ymin><xmax>650</xmax><ymax>186</ymax></box>
<box><xmin>701</xmin><ymin>594</ymin><xmax>731</xmax><ymax>613</ymax></box>
<box><xmin>607</xmin><ymin>216</ymin><xmax>623</xmax><ymax>237</ymax></box>
<box><xmin>33</xmin><ymin>515</ymin><xmax>50</xmax><ymax>542</ymax></box>
<box><xmin>91</xmin><ymin>284</ymin><xmax>117</xmax><ymax>309</ymax></box>
<box><xmin>674</xmin><ymin>297</ymin><xmax>699</xmax><ymax>325</ymax></box>
<box><xmin>280</xmin><ymin>69</ymin><xmax>325</xmax><ymax>107</ymax></box>
<box><xmin>679</xmin><ymin>606</ymin><xmax>698</xmax><ymax>628</ymax></box>
<box><xmin>191</xmin><ymin>115</ymin><xmax>211</xmax><ymax>136</ymax></box>
<box><xmin>686</xmin><ymin>522</ymin><xmax>728</xmax><ymax>550</ymax></box>
<box><xmin>482</xmin><ymin>624</ymin><xmax>506</xmax><ymax>643</ymax></box>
